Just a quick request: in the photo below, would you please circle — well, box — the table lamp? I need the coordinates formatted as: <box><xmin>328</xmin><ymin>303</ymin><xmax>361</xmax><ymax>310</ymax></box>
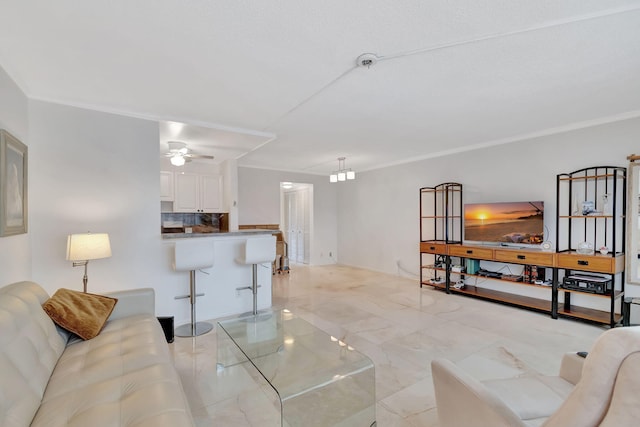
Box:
<box><xmin>66</xmin><ymin>232</ymin><xmax>112</xmax><ymax>292</ymax></box>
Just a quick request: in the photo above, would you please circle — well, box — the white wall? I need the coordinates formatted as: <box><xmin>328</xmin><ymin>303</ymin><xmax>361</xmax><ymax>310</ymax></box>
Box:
<box><xmin>26</xmin><ymin>100</ymin><xmax>202</xmax><ymax>324</ymax></box>
<box><xmin>0</xmin><ymin>65</ymin><xmax>30</xmax><ymax>284</ymax></box>
<box><xmin>28</xmin><ymin>100</ymin><xmax>164</xmax><ymax>294</ymax></box>
<box><xmin>221</xmin><ymin>159</ymin><xmax>239</xmax><ymax>230</ymax></box>
<box><xmin>337</xmin><ymin>117</ymin><xmax>640</xmax><ymax>297</ymax></box>
<box><xmin>24</xmin><ymin>100</ymin><xmax>275</xmax><ymax>325</ymax></box>
<box><xmin>238</xmin><ymin>167</ymin><xmax>338</xmax><ymax>265</ymax></box>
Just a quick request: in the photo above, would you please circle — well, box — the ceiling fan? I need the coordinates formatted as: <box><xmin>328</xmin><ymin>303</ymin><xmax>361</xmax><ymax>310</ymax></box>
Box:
<box><xmin>163</xmin><ymin>141</ymin><xmax>214</xmax><ymax>166</ymax></box>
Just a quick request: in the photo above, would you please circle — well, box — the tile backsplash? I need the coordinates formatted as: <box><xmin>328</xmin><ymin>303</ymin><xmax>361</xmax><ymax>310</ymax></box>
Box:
<box><xmin>161</xmin><ymin>212</ymin><xmax>226</xmax><ymax>232</ymax></box>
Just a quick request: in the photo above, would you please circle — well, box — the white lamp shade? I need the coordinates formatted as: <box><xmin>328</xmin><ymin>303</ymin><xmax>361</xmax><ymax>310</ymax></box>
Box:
<box><xmin>173</xmin><ymin>240</ymin><xmax>215</xmax><ymax>271</ymax></box>
<box><xmin>329</xmin><ymin>174</ymin><xmax>338</xmax><ymax>183</ymax></box>
<box><xmin>337</xmin><ymin>172</ymin><xmax>346</xmax><ymax>181</ymax></box>
<box><xmin>237</xmin><ymin>236</ymin><xmax>276</xmax><ymax>265</ymax></box>
<box><xmin>66</xmin><ymin>233</ymin><xmax>112</xmax><ymax>261</ymax></box>
<box><xmin>346</xmin><ymin>170</ymin><xmax>356</xmax><ymax>180</ymax></box>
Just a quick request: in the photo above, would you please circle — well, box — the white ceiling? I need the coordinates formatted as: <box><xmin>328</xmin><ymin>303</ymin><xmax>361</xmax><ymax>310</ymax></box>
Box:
<box><xmin>1</xmin><ymin>1</ymin><xmax>640</xmax><ymax>174</ymax></box>
<box><xmin>158</xmin><ymin>121</ymin><xmax>273</xmax><ymax>164</ymax></box>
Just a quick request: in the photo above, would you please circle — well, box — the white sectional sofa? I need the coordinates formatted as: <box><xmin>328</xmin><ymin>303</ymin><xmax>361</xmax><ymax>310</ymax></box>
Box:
<box><xmin>0</xmin><ymin>281</ymin><xmax>194</xmax><ymax>427</ymax></box>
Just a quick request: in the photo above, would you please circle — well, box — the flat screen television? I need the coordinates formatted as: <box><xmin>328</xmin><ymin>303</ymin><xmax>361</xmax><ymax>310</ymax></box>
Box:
<box><xmin>464</xmin><ymin>201</ymin><xmax>544</xmax><ymax>246</ymax></box>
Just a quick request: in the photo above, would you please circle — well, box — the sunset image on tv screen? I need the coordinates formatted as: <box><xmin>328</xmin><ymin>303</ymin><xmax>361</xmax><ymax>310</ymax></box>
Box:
<box><xmin>464</xmin><ymin>201</ymin><xmax>544</xmax><ymax>244</ymax></box>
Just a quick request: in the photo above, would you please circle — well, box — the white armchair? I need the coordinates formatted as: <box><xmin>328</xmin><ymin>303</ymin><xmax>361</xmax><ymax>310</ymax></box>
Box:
<box><xmin>432</xmin><ymin>326</ymin><xmax>640</xmax><ymax>427</ymax></box>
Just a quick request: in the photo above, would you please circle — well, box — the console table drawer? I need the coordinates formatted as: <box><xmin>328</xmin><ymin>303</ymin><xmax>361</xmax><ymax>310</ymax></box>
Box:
<box><xmin>448</xmin><ymin>245</ymin><xmax>493</xmax><ymax>259</ymax></box>
<box><xmin>494</xmin><ymin>250</ymin><xmax>555</xmax><ymax>267</ymax></box>
<box><xmin>420</xmin><ymin>242</ymin><xmax>448</xmax><ymax>254</ymax></box>
<box><xmin>556</xmin><ymin>253</ymin><xmax>623</xmax><ymax>274</ymax></box>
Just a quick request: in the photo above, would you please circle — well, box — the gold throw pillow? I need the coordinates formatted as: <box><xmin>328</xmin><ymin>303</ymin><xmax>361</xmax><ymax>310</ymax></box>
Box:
<box><xmin>43</xmin><ymin>288</ymin><xmax>117</xmax><ymax>340</ymax></box>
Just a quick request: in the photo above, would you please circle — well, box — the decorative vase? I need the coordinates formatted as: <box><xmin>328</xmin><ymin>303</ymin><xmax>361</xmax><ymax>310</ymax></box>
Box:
<box><xmin>577</xmin><ymin>241</ymin><xmax>594</xmax><ymax>255</ymax></box>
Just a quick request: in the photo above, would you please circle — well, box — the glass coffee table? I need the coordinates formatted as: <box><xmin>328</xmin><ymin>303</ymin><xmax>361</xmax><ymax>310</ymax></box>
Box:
<box><xmin>217</xmin><ymin>309</ymin><xmax>376</xmax><ymax>427</ymax></box>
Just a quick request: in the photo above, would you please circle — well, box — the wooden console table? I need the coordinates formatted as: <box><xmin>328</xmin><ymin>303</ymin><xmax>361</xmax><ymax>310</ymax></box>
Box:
<box><xmin>420</xmin><ymin>242</ymin><xmax>625</xmax><ymax>327</ymax></box>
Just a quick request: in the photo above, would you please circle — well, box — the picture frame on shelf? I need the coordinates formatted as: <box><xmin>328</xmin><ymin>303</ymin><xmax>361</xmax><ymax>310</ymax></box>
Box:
<box><xmin>0</xmin><ymin>129</ymin><xmax>28</xmax><ymax>236</ymax></box>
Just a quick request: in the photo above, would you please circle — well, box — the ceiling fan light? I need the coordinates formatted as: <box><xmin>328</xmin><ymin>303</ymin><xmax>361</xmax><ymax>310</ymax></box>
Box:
<box><xmin>170</xmin><ymin>154</ymin><xmax>185</xmax><ymax>166</ymax></box>
<box><xmin>338</xmin><ymin>172</ymin><xmax>346</xmax><ymax>181</ymax></box>
<box><xmin>346</xmin><ymin>170</ymin><xmax>355</xmax><ymax>180</ymax></box>
<box><xmin>329</xmin><ymin>174</ymin><xmax>338</xmax><ymax>183</ymax></box>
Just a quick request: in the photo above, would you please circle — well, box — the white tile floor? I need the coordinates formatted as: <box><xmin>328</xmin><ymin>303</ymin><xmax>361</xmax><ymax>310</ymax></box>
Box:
<box><xmin>169</xmin><ymin>264</ymin><xmax>605</xmax><ymax>426</ymax></box>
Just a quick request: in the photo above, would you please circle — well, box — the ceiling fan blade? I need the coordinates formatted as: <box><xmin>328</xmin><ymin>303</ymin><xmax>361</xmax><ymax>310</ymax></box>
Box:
<box><xmin>163</xmin><ymin>141</ymin><xmax>214</xmax><ymax>162</ymax></box>
<box><xmin>185</xmin><ymin>154</ymin><xmax>214</xmax><ymax>160</ymax></box>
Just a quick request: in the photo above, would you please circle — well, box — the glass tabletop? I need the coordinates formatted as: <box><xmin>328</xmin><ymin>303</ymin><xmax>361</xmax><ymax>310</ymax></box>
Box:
<box><xmin>217</xmin><ymin>309</ymin><xmax>376</xmax><ymax>427</ymax></box>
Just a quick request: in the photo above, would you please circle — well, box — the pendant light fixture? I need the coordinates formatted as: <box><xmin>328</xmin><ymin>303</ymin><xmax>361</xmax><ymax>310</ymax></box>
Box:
<box><xmin>329</xmin><ymin>157</ymin><xmax>355</xmax><ymax>183</ymax></box>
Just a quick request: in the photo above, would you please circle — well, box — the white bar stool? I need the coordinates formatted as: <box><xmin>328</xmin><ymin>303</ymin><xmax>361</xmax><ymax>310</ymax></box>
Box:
<box><xmin>236</xmin><ymin>236</ymin><xmax>276</xmax><ymax>315</ymax></box>
<box><xmin>173</xmin><ymin>240</ymin><xmax>215</xmax><ymax>337</ymax></box>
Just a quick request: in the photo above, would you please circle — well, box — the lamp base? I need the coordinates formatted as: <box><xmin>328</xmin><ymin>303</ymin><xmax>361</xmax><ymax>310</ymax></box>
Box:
<box><xmin>175</xmin><ymin>321</ymin><xmax>213</xmax><ymax>337</ymax></box>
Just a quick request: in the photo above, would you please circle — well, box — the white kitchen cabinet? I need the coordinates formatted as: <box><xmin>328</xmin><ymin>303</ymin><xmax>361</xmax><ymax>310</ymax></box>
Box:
<box><xmin>173</xmin><ymin>172</ymin><xmax>223</xmax><ymax>213</ymax></box>
<box><xmin>160</xmin><ymin>171</ymin><xmax>174</xmax><ymax>201</ymax></box>
<box><xmin>200</xmin><ymin>174</ymin><xmax>223</xmax><ymax>212</ymax></box>
<box><xmin>174</xmin><ymin>172</ymin><xmax>199</xmax><ymax>212</ymax></box>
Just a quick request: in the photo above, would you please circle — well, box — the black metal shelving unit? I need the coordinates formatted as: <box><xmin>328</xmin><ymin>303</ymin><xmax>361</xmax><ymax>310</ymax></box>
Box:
<box><xmin>555</xmin><ymin>166</ymin><xmax>626</xmax><ymax>327</ymax></box>
<box><xmin>419</xmin><ymin>183</ymin><xmax>462</xmax><ymax>290</ymax></box>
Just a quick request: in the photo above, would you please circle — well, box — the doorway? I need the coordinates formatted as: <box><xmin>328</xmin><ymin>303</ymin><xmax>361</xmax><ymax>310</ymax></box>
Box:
<box><xmin>281</xmin><ymin>183</ymin><xmax>313</xmax><ymax>264</ymax></box>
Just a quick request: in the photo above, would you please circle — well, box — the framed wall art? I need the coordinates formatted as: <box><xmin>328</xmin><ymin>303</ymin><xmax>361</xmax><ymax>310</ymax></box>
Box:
<box><xmin>0</xmin><ymin>129</ymin><xmax>28</xmax><ymax>236</ymax></box>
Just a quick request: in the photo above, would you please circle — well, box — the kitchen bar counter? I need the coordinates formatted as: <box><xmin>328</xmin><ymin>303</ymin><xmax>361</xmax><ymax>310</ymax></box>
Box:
<box><xmin>163</xmin><ymin>232</ymin><xmax>275</xmax><ymax>325</ymax></box>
